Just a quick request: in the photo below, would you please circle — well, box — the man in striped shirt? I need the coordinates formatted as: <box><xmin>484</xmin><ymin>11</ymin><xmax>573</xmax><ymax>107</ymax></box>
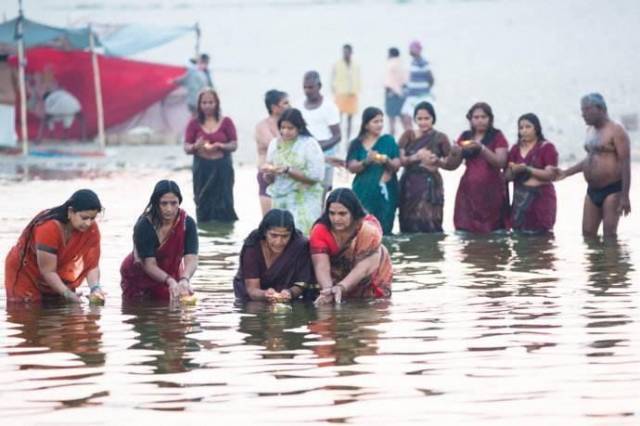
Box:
<box><xmin>401</xmin><ymin>40</ymin><xmax>434</xmax><ymax>131</ymax></box>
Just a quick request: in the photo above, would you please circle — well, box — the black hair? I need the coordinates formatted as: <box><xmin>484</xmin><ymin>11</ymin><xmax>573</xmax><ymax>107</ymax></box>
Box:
<box><xmin>413</xmin><ymin>101</ymin><xmax>436</xmax><ymax>123</ymax></box>
<box><xmin>244</xmin><ymin>209</ymin><xmax>298</xmax><ymax>246</ymax></box>
<box><xmin>343</xmin><ymin>44</ymin><xmax>352</xmax><ymax>51</ymax></box>
<box><xmin>264</xmin><ymin>89</ymin><xmax>287</xmax><ymax>114</ymax></box>
<box><xmin>278</xmin><ymin>108</ymin><xmax>312</xmax><ymax>137</ymax></box>
<box><xmin>316</xmin><ymin>188</ymin><xmax>367</xmax><ymax>228</ymax></box>
<box><xmin>196</xmin><ymin>87</ymin><xmax>220</xmax><ymax>123</ymax></box>
<box><xmin>143</xmin><ymin>180</ymin><xmax>183</xmax><ymax>227</ymax></box>
<box><xmin>517</xmin><ymin>113</ymin><xmax>545</xmax><ymax>143</ymax></box>
<box><xmin>34</xmin><ymin>189</ymin><xmax>103</xmax><ymax>225</ymax></box>
<box><xmin>466</xmin><ymin>102</ymin><xmax>495</xmax><ymax>132</ymax></box>
<box><xmin>347</xmin><ymin>106</ymin><xmax>383</xmax><ymax>159</ymax></box>
<box><xmin>460</xmin><ymin>102</ymin><xmax>499</xmax><ymax>159</ymax></box>
<box><xmin>388</xmin><ymin>47</ymin><xmax>400</xmax><ymax>58</ymax></box>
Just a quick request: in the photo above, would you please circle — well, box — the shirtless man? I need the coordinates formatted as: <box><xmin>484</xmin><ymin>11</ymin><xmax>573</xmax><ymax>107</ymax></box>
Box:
<box><xmin>558</xmin><ymin>93</ymin><xmax>631</xmax><ymax>237</ymax></box>
<box><xmin>255</xmin><ymin>89</ymin><xmax>290</xmax><ymax>215</ymax></box>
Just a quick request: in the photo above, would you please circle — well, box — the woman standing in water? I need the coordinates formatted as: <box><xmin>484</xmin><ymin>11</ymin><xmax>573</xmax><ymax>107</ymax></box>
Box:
<box><xmin>449</xmin><ymin>102</ymin><xmax>510</xmax><ymax>233</ymax></box>
<box><xmin>261</xmin><ymin>108</ymin><xmax>325</xmax><ymax>235</ymax></box>
<box><xmin>311</xmin><ymin>188</ymin><xmax>393</xmax><ymax>304</ymax></box>
<box><xmin>120</xmin><ymin>180</ymin><xmax>198</xmax><ymax>302</ymax></box>
<box><xmin>184</xmin><ymin>88</ymin><xmax>238</xmax><ymax>222</ymax></box>
<box><xmin>398</xmin><ymin>101</ymin><xmax>453</xmax><ymax>233</ymax></box>
<box><xmin>505</xmin><ymin>113</ymin><xmax>559</xmax><ymax>233</ymax></box>
<box><xmin>233</xmin><ymin>209</ymin><xmax>314</xmax><ymax>302</ymax></box>
<box><xmin>346</xmin><ymin>107</ymin><xmax>401</xmax><ymax>235</ymax></box>
<box><xmin>4</xmin><ymin>189</ymin><xmax>104</xmax><ymax>303</ymax></box>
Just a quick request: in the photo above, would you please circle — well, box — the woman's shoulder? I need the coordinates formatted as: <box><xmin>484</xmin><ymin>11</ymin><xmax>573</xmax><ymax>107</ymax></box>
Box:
<box><xmin>309</xmin><ymin>221</ymin><xmax>331</xmax><ymax>240</ymax></box>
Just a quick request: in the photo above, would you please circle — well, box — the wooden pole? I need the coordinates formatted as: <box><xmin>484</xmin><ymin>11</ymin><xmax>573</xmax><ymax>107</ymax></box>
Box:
<box><xmin>195</xmin><ymin>22</ymin><xmax>200</xmax><ymax>58</ymax></box>
<box><xmin>16</xmin><ymin>12</ymin><xmax>28</xmax><ymax>155</ymax></box>
<box><xmin>89</xmin><ymin>26</ymin><xmax>105</xmax><ymax>150</ymax></box>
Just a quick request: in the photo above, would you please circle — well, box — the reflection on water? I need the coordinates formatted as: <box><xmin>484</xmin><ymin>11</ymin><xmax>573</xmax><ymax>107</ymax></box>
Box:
<box><xmin>0</xmin><ymin>165</ymin><xmax>638</xmax><ymax>423</ymax></box>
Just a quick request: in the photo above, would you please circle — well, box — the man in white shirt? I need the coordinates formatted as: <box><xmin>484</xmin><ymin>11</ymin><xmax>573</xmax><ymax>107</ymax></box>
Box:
<box><xmin>301</xmin><ymin>71</ymin><xmax>342</xmax><ymax>192</ymax></box>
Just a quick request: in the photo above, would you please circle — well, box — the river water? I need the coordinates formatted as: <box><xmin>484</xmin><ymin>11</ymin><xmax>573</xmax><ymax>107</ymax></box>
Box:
<box><xmin>1</xmin><ymin>0</ymin><xmax>639</xmax><ymax>423</ymax></box>
<box><xmin>0</xmin><ymin>162</ymin><xmax>638</xmax><ymax>424</ymax></box>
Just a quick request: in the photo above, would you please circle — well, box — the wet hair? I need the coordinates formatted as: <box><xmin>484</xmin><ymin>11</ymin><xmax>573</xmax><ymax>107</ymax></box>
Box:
<box><xmin>347</xmin><ymin>107</ymin><xmax>384</xmax><ymax>159</ymax></box>
<box><xmin>196</xmin><ymin>87</ymin><xmax>220</xmax><ymax>123</ymax></box>
<box><xmin>581</xmin><ymin>92</ymin><xmax>607</xmax><ymax>112</ymax></box>
<box><xmin>388</xmin><ymin>47</ymin><xmax>400</xmax><ymax>58</ymax></box>
<box><xmin>244</xmin><ymin>209</ymin><xmax>298</xmax><ymax>246</ymax></box>
<box><xmin>143</xmin><ymin>180</ymin><xmax>183</xmax><ymax>227</ymax></box>
<box><xmin>517</xmin><ymin>113</ymin><xmax>545</xmax><ymax>142</ymax></box>
<box><xmin>303</xmin><ymin>70</ymin><xmax>321</xmax><ymax>86</ymax></box>
<box><xmin>277</xmin><ymin>108</ymin><xmax>312</xmax><ymax>137</ymax></box>
<box><xmin>316</xmin><ymin>188</ymin><xmax>367</xmax><ymax>228</ymax></box>
<box><xmin>413</xmin><ymin>101</ymin><xmax>436</xmax><ymax>123</ymax></box>
<box><xmin>264</xmin><ymin>89</ymin><xmax>288</xmax><ymax>114</ymax></box>
<box><xmin>466</xmin><ymin>102</ymin><xmax>494</xmax><ymax>132</ymax></box>
<box><xmin>34</xmin><ymin>189</ymin><xmax>103</xmax><ymax>225</ymax></box>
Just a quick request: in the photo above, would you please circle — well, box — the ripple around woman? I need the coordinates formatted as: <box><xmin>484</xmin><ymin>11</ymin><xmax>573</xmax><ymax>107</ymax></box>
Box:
<box><xmin>311</xmin><ymin>188</ymin><xmax>393</xmax><ymax>304</ymax></box>
<box><xmin>261</xmin><ymin>108</ymin><xmax>325</xmax><ymax>235</ymax></box>
<box><xmin>4</xmin><ymin>189</ymin><xmax>104</xmax><ymax>303</ymax></box>
<box><xmin>449</xmin><ymin>102</ymin><xmax>510</xmax><ymax>233</ymax></box>
<box><xmin>346</xmin><ymin>107</ymin><xmax>401</xmax><ymax>235</ymax></box>
<box><xmin>184</xmin><ymin>88</ymin><xmax>238</xmax><ymax>222</ymax></box>
<box><xmin>233</xmin><ymin>209</ymin><xmax>315</xmax><ymax>302</ymax></box>
<box><xmin>398</xmin><ymin>101</ymin><xmax>455</xmax><ymax>233</ymax></box>
<box><xmin>120</xmin><ymin>180</ymin><xmax>198</xmax><ymax>302</ymax></box>
<box><xmin>505</xmin><ymin>113</ymin><xmax>559</xmax><ymax>233</ymax></box>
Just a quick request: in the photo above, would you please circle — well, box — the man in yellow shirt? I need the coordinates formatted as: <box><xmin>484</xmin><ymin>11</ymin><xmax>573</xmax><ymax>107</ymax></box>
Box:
<box><xmin>331</xmin><ymin>44</ymin><xmax>360</xmax><ymax>140</ymax></box>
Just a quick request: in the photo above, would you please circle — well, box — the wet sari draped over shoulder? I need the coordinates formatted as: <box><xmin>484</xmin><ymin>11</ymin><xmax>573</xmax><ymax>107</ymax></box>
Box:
<box><xmin>347</xmin><ymin>135</ymin><xmax>399</xmax><ymax>234</ymax></box>
<box><xmin>120</xmin><ymin>209</ymin><xmax>187</xmax><ymax>301</ymax></box>
<box><xmin>310</xmin><ymin>215</ymin><xmax>392</xmax><ymax>299</ymax></box>
<box><xmin>4</xmin><ymin>214</ymin><xmax>100</xmax><ymax>302</ymax></box>
<box><xmin>508</xmin><ymin>141</ymin><xmax>558</xmax><ymax>232</ymax></box>
<box><xmin>398</xmin><ymin>129</ymin><xmax>450</xmax><ymax>233</ymax></box>
<box><xmin>233</xmin><ymin>230</ymin><xmax>314</xmax><ymax>301</ymax></box>
<box><xmin>453</xmin><ymin>129</ymin><xmax>510</xmax><ymax>233</ymax></box>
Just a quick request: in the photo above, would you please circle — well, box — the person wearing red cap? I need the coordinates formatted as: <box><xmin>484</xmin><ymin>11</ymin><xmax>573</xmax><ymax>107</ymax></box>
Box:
<box><xmin>401</xmin><ymin>40</ymin><xmax>434</xmax><ymax>131</ymax></box>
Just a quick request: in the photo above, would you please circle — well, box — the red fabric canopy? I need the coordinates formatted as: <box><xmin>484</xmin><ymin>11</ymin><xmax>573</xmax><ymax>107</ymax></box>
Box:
<box><xmin>12</xmin><ymin>47</ymin><xmax>185</xmax><ymax>140</ymax></box>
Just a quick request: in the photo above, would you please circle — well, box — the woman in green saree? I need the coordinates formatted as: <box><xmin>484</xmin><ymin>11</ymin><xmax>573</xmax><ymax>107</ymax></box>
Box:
<box><xmin>346</xmin><ymin>107</ymin><xmax>401</xmax><ymax>234</ymax></box>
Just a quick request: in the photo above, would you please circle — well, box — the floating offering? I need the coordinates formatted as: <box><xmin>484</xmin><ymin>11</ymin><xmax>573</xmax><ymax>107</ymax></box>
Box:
<box><xmin>460</xmin><ymin>140</ymin><xmax>474</xmax><ymax>147</ymax></box>
<box><xmin>88</xmin><ymin>293</ymin><xmax>105</xmax><ymax>305</ymax></box>
<box><xmin>180</xmin><ymin>294</ymin><xmax>198</xmax><ymax>306</ymax></box>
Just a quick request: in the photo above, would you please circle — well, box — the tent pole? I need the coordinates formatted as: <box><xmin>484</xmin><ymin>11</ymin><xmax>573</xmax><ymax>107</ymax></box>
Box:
<box><xmin>89</xmin><ymin>26</ymin><xmax>105</xmax><ymax>150</ymax></box>
<box><xmin>16</xmin><ymin>7</ymin><xmax>28</xmax><ymax>155</ymax></box>
<box><xmin>195</xmin><ymin>22</ymin><xmax>200</xmax><ymax>57</ymax></box>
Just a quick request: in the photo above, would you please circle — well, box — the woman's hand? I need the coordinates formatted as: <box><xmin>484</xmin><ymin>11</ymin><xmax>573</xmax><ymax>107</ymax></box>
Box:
<box><xmin>314</xmin><ymin>288</ymin><xmax>335</xmax><ymax>306</ymax></box>
<box><xmin>62</xmin><ymin>288</ymin><xmax>81</xmax><ymax>304</ymax></box>
<box><xmin>194</xmin><ymin>137</ymin><xmax>206</xmax><ymax>151</ymax></box>
<box><xmin>177</xmin><ymin>277</ymin><xmax>193</xmax><ymax>296</ymax></box>
<box><xmin>277</xmin><ymin>289</ymin><xmax>292</xmax><ymax>302</ymax></box>
<box><xmin>167</xmin><ymin>278</ymin><xmax>182</xmax><ymax>300</ymax></box>
<box><xmin>508</xmin><ymin>162</ymin><xmax>529</xmax><ymax>175</ymax></box>
<box><xmin>331</xmin><ymin>284</ymin><xmax>346</xmax><ymax>304</ymax></box>
<box><xmin>89</xmin><ymin>286</ymin><xmax>106</xmax><ymax>304</ymax></box>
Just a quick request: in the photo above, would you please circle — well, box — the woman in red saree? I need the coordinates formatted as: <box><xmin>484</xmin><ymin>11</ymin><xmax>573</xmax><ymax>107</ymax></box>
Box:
<box><xmin>233</xmin><ymin>209</ymin><xmax>315</xmax><ymax>302</ymax></box>
<box><xmin>120</xmin><ymin>180</ymin><xmax>198</xmax><ymax>302</ymax></box>
<box><xmin>4</xmin><ymin>189</ymin><xmax>104</xmax><ymax>303</ymax></box>
<box><xmin>505</xmin><ymin>113</ymin><xmax>559</xmax><ymax>233</ymax></box>
<box><xmin>450</xmin><ymin>102</ymin><xmax>510</xmax><ymax>233</ymax></box>
<box><xmin>310</xmin><ymin>188</ymin><xmax>392</xmax><ymax>304</ymax></box>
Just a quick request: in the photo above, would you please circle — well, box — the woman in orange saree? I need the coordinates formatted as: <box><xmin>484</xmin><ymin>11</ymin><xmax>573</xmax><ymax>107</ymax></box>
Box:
<box><xmin>310</xmin><ymin>188</ymin><xmax>392</xmax><ymax>304</ymax></box>
<box><xmin>4</xmin><ymin>189</ymin><xmax>104</xmax><ymax>303</ymax></box>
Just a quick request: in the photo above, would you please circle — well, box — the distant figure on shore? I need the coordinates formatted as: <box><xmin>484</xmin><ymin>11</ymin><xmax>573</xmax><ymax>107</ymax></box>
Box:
<box><xmin>121</xmin><ymin>180</ymin><xmax>198</xmax><ymax>302</ymax></box>
<box><xmin>4</xmin><ymin>189</ymin><xmax>104</xmax><ymax>304</ymax></box>
<box><xmin>255</xmin><ymin>90</ymin><xmax>290</xmax><ymax>215</ymax></box>
<box><xmin>0</xmin><ymin>52</ymin><xmax>18</xmax><ymax>148</ymax></box>
<box><xmin>448</xmin><ymin>102</ymin><xmax>510</xmax><ymax>233</ymax></box>
<box><xmin>331</xmin><ymin>44</ymin><xmax>361</xmax><ymax>140</ymax></box>
<box><xmin>311</xmin><ymin>188</ymin><xmax>393</xmax><ymax>304</ymax></box>
<box><xmin>401</xmin><ymin>40</ymin><xmax>434</xmax><ymax>131</ymax></box>
<box><xmin>261</xmin><ymin>108</ymin><xmax>325</xmax><ymax>234</ymax></box>
<box><xmin>505</xmin><ymin>113</ymin><xmax>559</xmax><ymax>234</ymax></box>
<box><xmin>301</xmin><ymin>70</ymin><xmax>342</xmax><ymax>192</ymax></box>
<box><xmin>175</xmin><ymin>54</ymin><xmax>210</xmax><ymax>117</ymax></box>
<box><xmin>346</xmin><ymin>107</ymin><xmax>401</xmax><ymax>235</ymax></box>
<box><xmin>184</xmin><ymin>88</ymin><xmax>238</xmax><ymax>222</ymax></box>
<box><xmin>398</xmin><ymin>101</ymin><xmax>454</xmax><ymax>233</ymax></box>
<box><xmin>233</xmin><ymin>209</ymin><xmax>315</xmax><ymax>302</ymax></box>
<box><xmin>557</xmin><ymin>93</ymin><xmax>631</xmax><ymax>237</ymax></box>
<box><xmin>384</xmin><ymin>47</ymin><xmax>408</xmax><ymax>137</ymax></box>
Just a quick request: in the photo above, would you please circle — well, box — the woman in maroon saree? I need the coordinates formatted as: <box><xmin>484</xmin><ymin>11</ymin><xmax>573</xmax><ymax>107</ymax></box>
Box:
<box><xmin>450</xmin><ymin>102</ymin><xmax>510</xmax><ymax>233</ymax></box>
<box><xmin>505</xmin><ymin>113</ymin><xmax>559</xmax><ymax>233</ymax></box>
<box><xmin>233</xmin><ymin>209</ymin><xmax>315</xmax><ymax>302</ymax></box>
<box><xmin>398</xmin><ymin>101</ymin><xmax>454</xmax><ymax>233</ymax></box>
<box><xmin>121</xmin><ymin>180</ymin><xmax>198</xmax><ymax>302</ymax></box>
